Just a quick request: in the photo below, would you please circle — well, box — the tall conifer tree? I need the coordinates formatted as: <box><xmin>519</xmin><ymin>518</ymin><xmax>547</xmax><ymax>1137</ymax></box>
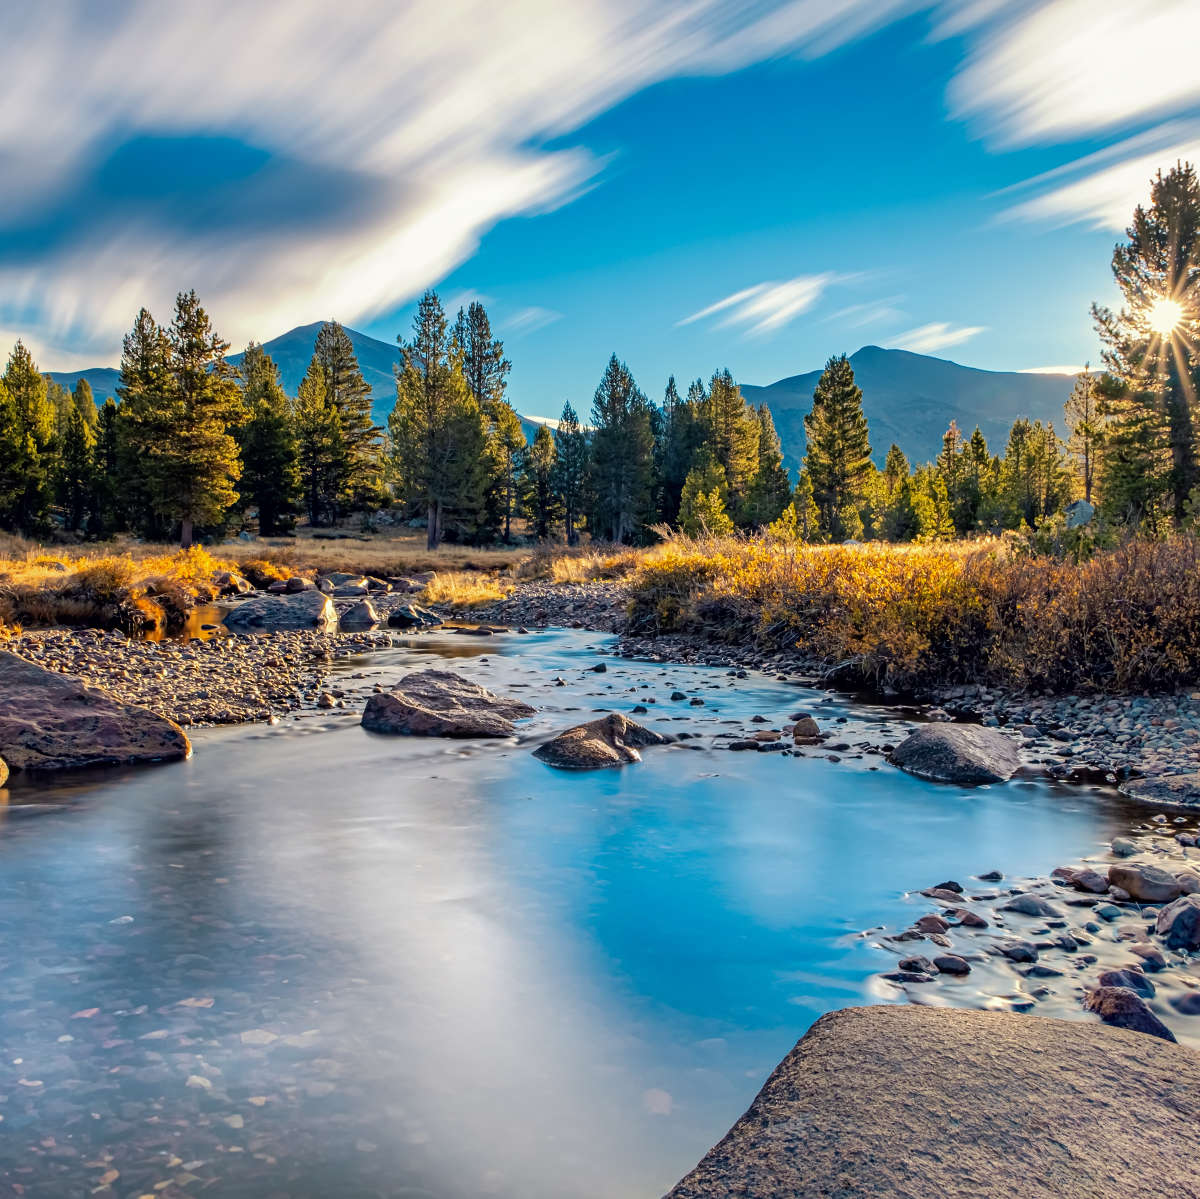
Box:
<box><xmin>803</xmin><ymin>354</ymin><xmax>872</xmax><ymax>541</ymax></box>
<box><xmin>589</xmin><ymin>355</ymin><xmax>654</xmax><ymax>543</ymax></box>
<box><xmin>553</xmin><ymin>401</ymin><xmax>588</xmax><ymax>546</ymax></box>
<box><xmin>237</xmin><ymin>342</ymin><xmax>299</xmax><ymax>534</ymax></box>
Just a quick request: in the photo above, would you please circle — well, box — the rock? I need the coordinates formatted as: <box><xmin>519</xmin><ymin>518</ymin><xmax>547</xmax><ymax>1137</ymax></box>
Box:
<box><xmin>285</xmin><ymin>576</ymin><xmax>314</xmax><ymax>593</ymax></box>
<box><xmin>914</xmin><ymin>915</ymin><xmax>949</xmax><ymax>934</ymax></box>
<box><xmin>1083</xmin><ymin>986</ymin><xmax>1176</xmax><ymax>1042</ymax></box>
<box><xmin>214</xmin><ymin>570</ymin><xmax>252</xmax><ymax>595</ymax></box>
<box><xmin>792</xmin><ymin>715</ymin><xmax>821</xmax><ymax>744</ymax></box>
<box><xmin>898</xmin><ymin>955</ymin><xmax>936</xmax><ymax>974</ymax></box>
<box><xmin>953</xmin><ymin>909</ymin><xmax>988</xmax><ymax>928</ymax></box>
<box><xmin>1068</xmin><ymin>868</ymin><xmax>1110</xmax><ymax>894</ymax></box>
<box><xmin>1000</xmin><ymin>893</ymin><xmax>1060</xmax><ymax>918</ymax></box>
<box><xmin>1064</xmin><ymin>498</ymin><xmax>1094</xmax><ymax>528</ymax></box>
<box><xmin>224</xmin><ymin>591</ymin><xmax>338</xmax><ymax>632</ymax></box>
<box><xmin>0</xmin><ymin>755</ymin><xmax>7</xmax><ymax>786</ymax></box>
<box><xmin>1128</xmin><ymin>943</ymin><xmax>1168</xmax><ymax>972</ymax></box>
<box><xmin>933</xmin><ymin>954</ymin><xmax>970</xmax><ymax>975</ymax></box>
<box><xmin>1156</xmin><ymin>894</ymin><xmax>1200</xmax><ymax>950</ymax></box>
<box><xmin>1001</xmin><ymin>941</ymin><xmax>1038</xmax><ymax>963</ymax></box>
<box><xmin>1120</xmin><ymin>772</ymin><xmax>1200</xmax><ymax>810</ymax></box>
<box><xmin>339</xmin><ymin>599</ymin><xmax>379</xmax><ymax>628</ymax></box>
<box><xmin>590</xmin><ymin>662</ymin><xmax>607</xmax><ymax>673</ymax></box>
<box><xmin>317</xmin><ymin>692</ymin><xmax>336</xmax><ymax>710</ymax></box>
<box><xmin>889</xmin><ymin>724</ymin><xmax>1020</xmax><ymax>785</ymax></box>
<box><xmin>666</xmin><ymin>1005</ymin><xmax>1200</xmax><ymax>1199</ymax></box>
<box><xmin>1111</xmin><ymin>837</ymin><xmax>1138</xmax><ymax>857</ymax></box>
<box><xmin>533</xmin><ymin>713</ymin><xmax>667</xmax><ymax>771</ymax></box>
<box><xmin>361</xmin><ymin>670</ymin><xmax>535</xmax><ymax>738</ymax></box>
<box><xmin>386</xmin><ymin>604</ymin><xmax>441</xmax><ymax>629</ymax></box>
<box><xmin>1098</xmin><ymin>968</ymin><xmax>1154</xmax><ymax>997</ymax></box>
<box><xmin>1107</xmin><ymin>863</ymin><xmax>1183</xmax><ymax>904</ymax></box>
<box><xmin>1168</xmin><ymin>993</ymin><xmax>1200</xmax><ymax>1015</ymax></box>
<box><xmin>0</xmin><ymin>651</ymin><xmax>190</xmax><ymax>772</ymax></box>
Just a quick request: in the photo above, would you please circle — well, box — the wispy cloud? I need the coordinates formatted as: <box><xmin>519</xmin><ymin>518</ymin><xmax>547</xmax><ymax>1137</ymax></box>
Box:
<box><xmin>890</xmin><ymin>322</ymin><xmax>984</xmax><ymax>354</ymax></box>
<box><xmin>824</xmin><ymin>297</ymin><xmax>906</xmax><ymax>328</ymax></box>
<box><xmin>505</xmin><ymin>306</ymin><xmax>563</xmax><ymax>336</ymax></box>
<box><xmin>0</xmin><ymin>0</ymin><xmax>916</xmax><ymax>366</ymax></box>
<box><xmin>678</xmin><ymin>274</ymin><xmax>836</xmax><ymax>337</ymax></box>
<box><xmin>1020</xmin><ymin>364</ymin><xmax>1085</xmax><ymax>375</ymax></box>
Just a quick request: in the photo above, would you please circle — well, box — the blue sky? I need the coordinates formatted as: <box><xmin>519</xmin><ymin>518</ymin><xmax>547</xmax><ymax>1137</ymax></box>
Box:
<box><xmin>2</xmin><ymin>1</ymin><xmax>1199</xmax><ymax>420</ymax></box>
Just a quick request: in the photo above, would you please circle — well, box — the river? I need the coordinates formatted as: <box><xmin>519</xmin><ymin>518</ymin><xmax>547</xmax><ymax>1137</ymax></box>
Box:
<box><xmin>0</xmin><ymin>628</ymin><xmax>1141</xmax><ymax>1198</ymax></box>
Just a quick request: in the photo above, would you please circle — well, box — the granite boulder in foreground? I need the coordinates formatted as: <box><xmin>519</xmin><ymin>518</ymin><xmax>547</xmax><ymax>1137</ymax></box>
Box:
<box><xmin>533</xmin><ymin>712</ymin><xmax>668</xmax><ymax>769</ymax></box>
<box><xmin>361</xmin><ymin>669</ymin><xmax>535</xmax><ymax>737</ymax></box>
<box><xmin>223</xmin><ymin>590</ymin><xmax>338</xmax><ymax>632</ymax></box>
<box><xmin>0</xmin><ymin>651</ymin><xmax>190</xmax><ymax>772</ymax></box>
<box><xmin>667</xmin><ymin>1005</ymin><xmax>1200</xmax><ymax>1199</ymax></box>
<box><xmin>889</xmin><ymin>723</ymin><xmax>1020</xmax><ymax>785</ymax></box>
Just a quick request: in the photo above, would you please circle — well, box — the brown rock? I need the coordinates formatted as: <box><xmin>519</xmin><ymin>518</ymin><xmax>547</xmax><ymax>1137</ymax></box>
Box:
<box><xmin>1156</xmin><ymin>894</ymin><xmax>1200</xmax><ymax>950</ymax></box>
<box><xmin>933</xmin><ymin>954</ymin><xmax>970</xmax><ymax>975</ymax></box>
<box><xmin>361</xmin><ymin>669</ymin><xmax>535</xmax><ymax>738</ymax></box>
<box><xmin>0</xmin><ymin>755</ymin><xmax>7</xmax><ymax>786</ymax></box>
<box><xmin>667</xmin><ymin>1005</ymin><xmax>1200</xmax><ymax>1198</ymax></box>
<box><xmin>1107</xmin><ymin>863</ymin><xmax>1183</xmax><ymax>904</ymax></box>
<box><xmin>1083</xmin><ymin>986</ymin><xmax>1176</xmax><ymax>1042</ymax></box>
<box><xmin>1119</xmin><ymin>772</ymin><xmax>1200</xmax><ymax>810</ymax></box>
<box><xmin>533</xmin><ymin>713</ymin><xmax>667</xmax><ymax>770</ymax></box>
<box><xmin>792</xmin><ymin>715</ymin><xmax>821</xmax><ymax>744</ymax></box>
<box><xmin>0</xmin><ymin>651</ymin><xmax>190</xmax><ymax>772</ymax></box>
<box><xmin>224</xmin><ymin>590</ymin><xmax>338</xmax><ymax>632</ymax></box>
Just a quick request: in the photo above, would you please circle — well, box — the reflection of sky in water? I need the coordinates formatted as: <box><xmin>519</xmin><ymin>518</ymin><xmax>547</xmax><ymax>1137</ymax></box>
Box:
<box><xmin>0</xmin><ymin>630</ymin><xmax>1135</xmax><ymax>1198</ymax></box>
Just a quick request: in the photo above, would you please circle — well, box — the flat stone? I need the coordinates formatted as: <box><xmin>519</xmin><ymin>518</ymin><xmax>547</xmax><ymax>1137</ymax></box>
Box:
<box><xmin>224</xmin><ymin>591</ymin><xmax>338</xmax><ymax>632</ymax></box>
<box><xmin>889</xmin><ymin>724</ymin><xmax>1020</xmax><ymax>785</ymax></box>
<box><xmin>0</xmin><ymin>651</ymin><xmax>190</xmax><ymax>772</ymax></box>
<box><xmin>533</xmin><ymin>713</ymin><xmax>667</xmax><ymax>770</ymax></box>
<box><xmin>667</xmin><ymin>1005</ymin><xmax>1200</xmax><ymax>1198</ymax></box>
<box><xmin>361</xmin><ymin>669</ymin><xmax>535</xmax><ymax>738</ymax></box>
<box><xmin>1120</xmin><ymin>772</ymin><xmax>1200</xmax><ymax>810</ymax></box>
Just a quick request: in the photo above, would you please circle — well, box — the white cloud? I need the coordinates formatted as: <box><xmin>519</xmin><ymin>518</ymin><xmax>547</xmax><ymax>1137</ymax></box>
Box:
<box><xmin>1020</xmin><ymin>364</ymin><xmax>1085</xmax><ymax>375</ymax></box>
<box><xmin>678</xmin><ymin>274</ymin><xmax>836</xmax><ymax>336</ymax></box>
<box><xmin>505</xmin><ymin>306</ymin><xmax>563</xmax><ymax>336</ymax></box>
<box><xmin>945</xmin><ymin>0</ymin><xmax>1200</xmax><ymax>147</ymax></box>
<box><xmin>889</xmin><ymin>322</ymin><xmax>984</xmax><ymax>354</ymax></box>
<box><xmin>825</xmin><ymin>297</ymin><xmax>906</xmax><ymax>327</ymax></box>
<box><xmin>0</xmin><ymin>0</ymin><xmax>914</xmax><ymax>367</ymax></box>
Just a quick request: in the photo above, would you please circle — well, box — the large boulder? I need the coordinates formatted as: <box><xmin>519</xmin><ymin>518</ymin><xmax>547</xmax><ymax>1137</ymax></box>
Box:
<box><xmin>1107</xmin><ymin>862</ymin><xmax>1183</xmax><ymax>904</ymax></box>
<box><xmin>361</xmin><ymin>669</ymin><xmax>534</xmax><ymax>737</ymax></box>
<box><xmin>223</xmin><ymin>590</ymin><xmax>337</xmax><ymax>632</ymax></box>
<box><xmin>387</xmin><ymin>604</ymin><xmax>442</xmax><ymax>630</ymax></box>
<box><xmin>533</xmin><ymin>713</ymin><xmax>667</xmax><ymax>770</ymax></box>
<box><xmin>1120</xmin><ymin>772</ymin><xmax>1200</xmax><ymax>810</ymax></box>
<box><xmin>1156</xmin><ymin>894</ymin><xmax>1200</xmax><ymax>950</ymax></box>
<box><xmin>889</xmin><ymin>723</ymin><xmax>1020</xmax><ymax>785</ymax></box>
<box><xmin>339</xmin><ymin>599</ymin><xmax>379</xmax><ymax>628</ymax></box>
<box><xmin>0</xmin><ymin>651</ymin><xmax>190</xmax><ymax>772</ymax></box>
<box><xmin>668</xmin><ymin>1005</ymin><xmax>1200</xmax><ymax>1198</ymax></box>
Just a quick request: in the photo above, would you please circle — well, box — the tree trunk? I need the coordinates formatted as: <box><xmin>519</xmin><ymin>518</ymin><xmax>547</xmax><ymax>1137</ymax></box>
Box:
<box><xmin>180</xmin><ymin>518</ymin><xmax>194</xmax><ymax>549</ymax></box>
<box><xmin>426</xmin><ymin>502</ymin><xmax>439</xmax><ymax>551</ymax></box>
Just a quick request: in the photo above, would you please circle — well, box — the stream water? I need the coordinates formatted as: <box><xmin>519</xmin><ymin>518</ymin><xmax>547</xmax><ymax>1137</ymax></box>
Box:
<box><xmin>0</xmin><ymin>628</ymin><xmax>1145</xmax><ymax>1198</ymax></box>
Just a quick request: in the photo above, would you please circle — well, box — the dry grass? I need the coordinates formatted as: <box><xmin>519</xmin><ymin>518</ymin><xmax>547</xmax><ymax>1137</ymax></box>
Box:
<box><xmin>626</xmin><ymin>533</ymin><xmax>1200</xmax><ymax>695</ymax></box>
<box><xmin>517</xmin><ymin>543</ymin><xmax>644</xmax><ymax>583</ymax></box>
<box><xmin>419</xmin><ymin>571</ymin><xmax>513</xmax><ymax>609</ymax></box>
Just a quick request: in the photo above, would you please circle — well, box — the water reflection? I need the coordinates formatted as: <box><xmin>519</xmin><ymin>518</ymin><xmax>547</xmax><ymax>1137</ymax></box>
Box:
<box><xmin>0</xmin><ymin>630</ymin><xmax>1141</xmax><ymax>1198</ymax></box>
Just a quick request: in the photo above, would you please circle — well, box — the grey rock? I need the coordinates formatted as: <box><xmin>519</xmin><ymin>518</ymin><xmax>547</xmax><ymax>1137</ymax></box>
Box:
<box><xmin>1156</xmin><ymin>894</ymin><xmax>1200</xmax><ymax>950</ymax></box>
<box><xmin>339</xmin><ymin>599</ymin><xmax>380</xmax><ymax>628</ymax></box>
<box><xmin>889</xmin><ymin>724</ymin><xmax>1020</xmax><ymax>785</ymax></box>
<box><xmin>1111</xmin><ymin>837</ymin><xmax>1138</xmax><ymax>857</ymax></box>
<box><xmin>1000</xmin><ymin>893</ymin><xmax>1060</xmax><ymax>918</ymax></box>
<box><xmin>1107</xmin><ymin>863</ymin><xmax>1183</xmax><ymax>904</ymax></box>
<box><xmin>361</xmin><ymin>669</ymin><xmax>535</xmax><ymax>738</ymax></box>
<box><xmin>932</xmin><ymin>954</ymin><xmax>970</xmax><ymax>975</ymax></box>
<box><xmin>1083</xmin><ymin>986</ymin><xmax>1176</xmax><ymax>1042</ymax></box>
<box><xmin>224</xmin><ymin>591</ymin><xmax>338</xmax><ymax>632</ymax></box>
<box><xmin>1097</xmin><ymin>969</ymin><xmax>1154</xmax><ymax>998</ymax></box>
<box><xmin>1120</xmin><ymin>772</ymin><xmax>1200</xmax><ymax>810</ymax></box>
<box><xmin>533</xmin><ymin>713</ymin><xmax>667</xmax><ymax>771</ymax></box>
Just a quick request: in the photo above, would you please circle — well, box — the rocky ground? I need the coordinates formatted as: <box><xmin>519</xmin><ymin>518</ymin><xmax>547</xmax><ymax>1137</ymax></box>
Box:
<box><xmin>468</xmin><ymin>579</ymin><xmax>628</xmax><ymax>631</ymax></box>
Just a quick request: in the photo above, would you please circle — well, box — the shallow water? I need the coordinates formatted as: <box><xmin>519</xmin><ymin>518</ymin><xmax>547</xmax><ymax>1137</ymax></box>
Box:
<box><xmin>0</xmin><ymin>629</ymin><xmax>1143</xmax><ymax>1197</ymax></box>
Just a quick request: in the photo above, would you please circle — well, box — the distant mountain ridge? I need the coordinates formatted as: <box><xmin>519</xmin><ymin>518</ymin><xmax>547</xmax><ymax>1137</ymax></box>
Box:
<box><xmin>48</xmin><ymin>330</ymin><xmax>1078</xmax><ymax>469</ymax></box>
<box><xmin>740</xmin><ymin>346</ymin><xmax>1078</xmax><ymax>470</ymax></box>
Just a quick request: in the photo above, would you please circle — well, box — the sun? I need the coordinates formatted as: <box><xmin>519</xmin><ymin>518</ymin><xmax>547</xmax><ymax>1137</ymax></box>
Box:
<box><xmin>1148</xmin><ymin>297</ymin><xmax>1184</xmax><ymax>336</ymax></box>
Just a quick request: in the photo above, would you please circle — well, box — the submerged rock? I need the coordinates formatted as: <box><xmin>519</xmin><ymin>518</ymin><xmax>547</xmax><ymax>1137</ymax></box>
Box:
<box><xmin>889</xmin><ymin>724</ymin><xmax>1020</xmax><ymax>785</ymax></box>
<box><xmin>224</xmin><ymin>590</ymin><xmax>338</xmax><ymax>632</ymax></box>
<box><xmin>0</xmin><ymin>651</ymin><xmax>190</xmax><ymax>772</ymax></box>
<box><xmin>533</xmin><ymin>713</ymin><xmax>667</xmax><ymax>770</ymax></box>
<box><xmin>361</xmin><ymin>669</ymin><xmax>535</xmax><ymax>738</ymax></box>
<box><xmin>1083</xmin><ymin>986</ymin><xmax>1176</xmax><ymax>1042</ymax></box>
<box><xmin>667</xmin><ymin>1005</ymin><xmax>1199</xmax><ymax>1198</ymax></box>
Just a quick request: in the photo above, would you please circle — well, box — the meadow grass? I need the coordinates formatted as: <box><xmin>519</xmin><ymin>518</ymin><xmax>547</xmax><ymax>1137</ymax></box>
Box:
<box><xmin>419</xmin><ymin>571</ymin><xmax>513</xmax><ymax>609</ymax></box>
<box><xmin>625</xmin><ymin>534</ymin><xmax>1200</xmax><ymax>695</ymax></box>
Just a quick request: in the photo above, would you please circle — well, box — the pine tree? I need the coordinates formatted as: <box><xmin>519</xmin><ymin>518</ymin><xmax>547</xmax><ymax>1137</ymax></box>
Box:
<box><xmin>658</xmin><ymin>376</ymin><xmax>700</xmax><ymax>524</ymax></box>
<box><xmin>58</xmin><ymin>404</ymin><xmax>96</xmax><ymax>531</ymax></box>
<box><xmin>389</xmin><ymin>291</ymin><xmax>488</xmax><ymax>549</ymax></box>
<box><xmin>522</xmin><ymin>424</ymin><xmax>561</xmax><ymax>539</ymax></box>
<box><xmin>237</xmin><ymin>342</ymin><xmax>299</xmax><ymax>535</ymax></box>
<box><xmin>0</xmin><ymin>342</ymin><xmax>57</xmax><ymax>534</ymax></box>
<box><xmin>115</xmin><ymin>308</ymin><xmax>173</xmax><ymax>537</ymax></box>
<box><xmin>489</xmin><ymin>401</ymin><xmax>526</xmax><ymax>542</ymax></box>
<box><xmin>313</xmin><ymin>321</ymin><xmax>381</xmax><ymax>517</ymax></box>
<box><xmin>553</xmin><ymin>401</ymin><xmax>588</xmax><ymax>546</ymax></box>
<box><xmin>697</xmin><ymin>369</ymin><xmax>759</xmax><ymax>508</ymax></box>
<box><xmin>72</xmin><ymin>378</ymin><xmax>98</xmax><ymax>428</ymax></box>
<box><xmin>679</xmin><ymin>454</ymin><xmax>733</xmax><ymax>536</ymax></box>
<box><xmin>156</xmin><ymin>291</ymin><xmax>244</xmax><ymax>547</ymax></box>
<box><xmin>92</xmin><ymin>398</ymin><xmax>121</xmax><ymax>533</ymax></box>
<box><xmin>882</xmin><ymin>444</ymin><xmax>909</xmax><ymax>496</ymax></box>
<box><xmin>791</xmin><ymin>469</ymin><xmax>821</xmax><ymax>541</ymax></box>
<box><xmin>1000</xmin><ymin>419</ymin><xmax>1071</xmax><ymax>528</ymax></box>
<box><xmin>46</xmin><ymin>378</ymin><xmax>73</xmax><ymax>438</ymax></box>
<box><xmin>804</xmin><ymin>354</ymin><xmax>872</xmax><ymax>541</ymax></box>
<box><xmin>1095</xmin><ymin>372</ymin><xmax>1172</xmax><ymax>523</ymax></box>
<box><xmin>1092</xmin><ymin>162</ymin><xmax>1200</xmax><ymax>525</ymax></box>
<box><xmin>742</xmin><ymin>404</ymin><xmax>791</xmax><ymax>526</ymax></box>
<box><xmin>589</xmin><ymin>355</ymin><xmax>655</xmax><ymax>543</ymax></box>
<box><xmin>1064</xmin><ymin>369</ymin><xmax>1104</xmax><ymax>506</ymax></box>
<box><xmin>294</xmin><ymin>357</ymin><xmax>344</xmax><ymax>527</ymax></box>
<box><xmin>453</xmin><ymin>301</ymin><xmax>511</xmax><ymax>414</ymax></box>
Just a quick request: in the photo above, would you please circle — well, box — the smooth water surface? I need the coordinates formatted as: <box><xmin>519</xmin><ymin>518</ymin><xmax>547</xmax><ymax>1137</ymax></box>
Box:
<box><xmin>0</xmin><ymin>630</ymin><xmax>1137</xmax><ymax>1197</ymax></box>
